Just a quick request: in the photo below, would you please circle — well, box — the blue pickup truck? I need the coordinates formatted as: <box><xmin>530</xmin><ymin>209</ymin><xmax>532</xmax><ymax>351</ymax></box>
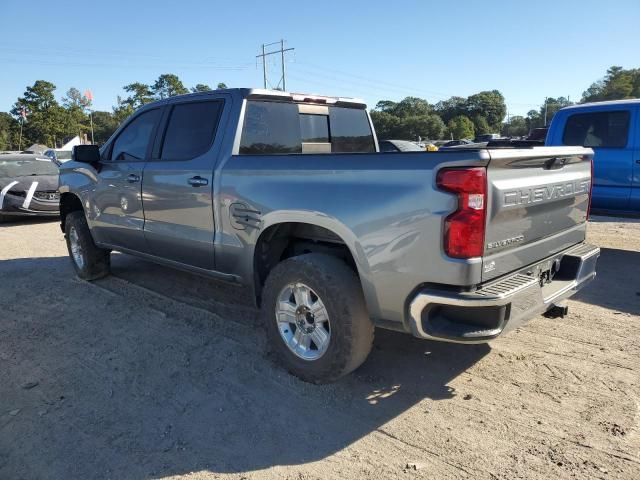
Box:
<box><xmin>546</xmin><ymin>99</ymin><xmax>639</xmax><ymax>213</ymax></box>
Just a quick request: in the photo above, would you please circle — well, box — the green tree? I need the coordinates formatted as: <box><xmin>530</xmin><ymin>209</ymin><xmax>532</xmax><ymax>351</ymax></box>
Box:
<box><xmin>153</xmin><ymin>74</ymin><xmax>188</xmax><ymax>99</ymax></box>
<box><xmin>217</xmin><ymin>82</ymin><xmax>228</xmax><ymax>89</ymax></box>
<box><xmin>374</xmin><ymin>100</ymin><xmax>397</xmax><ymax>113</ymax></box>
<box><xmin>10</xmin><ymin>80</ymin><xmax>64</xmax><ymax>146</ymax></box>
<box><xmin>391</xmin><ymin>96</ymin><xmax>432</xmax><ymax>118</ymax></box>
<box><xmin>113</xmin><ymin>96</ymin><xmax>135</xmax><ymax>124</ymax></box>
<box><xmin>192</xmin><ymin>83</ymin><xmax>212</xmax><ymax>93</ymax></box>
<box><xmin>434</xmin><ymin>96</ymin><xmax>467</xmax><ymax>123</ymax></box>
<box><xmin>370</xmin><ymin>110</ymin><xmax>402</xmax><ymax>139</ymax></box>
<box><xmin>501</xmin><ymin>115</ymin><xmax>528</xmax><ymax>137</ymax></box>
<box><xmin>447</xmin><ymin>115</ymin><xmax>475</xmax><ymax>140</ymax></box>
<box><xmin>582</xmin><ymin>66</ymin><xmax>640</xmax><ymax>102</ymax></box>
<box><xmin>0</xmin><ymin>112</ymin><xmax>20</xmax><ymax>150</ymax></box>
<box><xmin>91</xmin><ymin>111</ymin><xmax>119</xmax><ymax>145</ymax></box>
<box><xmin>122</xmin><ymin>82</ymin><xmax>154</xmax><ymax>108</ymax></box>
<box><xmin>400</xmin><ymin>114</ymin><xmax>446</xmax><ymax>140</ymax></box>
<box><xmin>471</xmin><ymin>114</ymin><xmax>491</xmax><ymax>136</ymax></box>
<box><xmin>61</xmin><ymin>87</ymin><xmax>90</xmax><ymax>144</ymax></box>
<box><xmin>465</xmin><ymin>90</ymin><xmax>506</xmax><ymax>131</ymax></box>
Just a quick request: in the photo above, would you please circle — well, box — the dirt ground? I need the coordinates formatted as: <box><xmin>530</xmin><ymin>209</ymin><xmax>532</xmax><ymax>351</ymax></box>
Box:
<box><xmin>1</xmin><ymin>215</ymin><xmax>639</xmax><ymax>480</ymax></box>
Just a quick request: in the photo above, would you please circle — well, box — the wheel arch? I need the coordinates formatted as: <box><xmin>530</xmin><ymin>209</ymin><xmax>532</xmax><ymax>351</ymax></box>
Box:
<box><xmin>59</xmin><ymin>192</ymin><xmax>84</xmax><ymax>233</ymax></box>
<box><xmin>252</xmin><ymin>213</ymin><xmax>378</xmax><ymax>316</ymax></box>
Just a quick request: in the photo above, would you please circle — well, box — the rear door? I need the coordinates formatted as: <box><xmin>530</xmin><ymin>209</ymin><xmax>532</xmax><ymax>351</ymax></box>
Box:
<box><xmin>141</xmin><ymin>98</ymin><xmax>225</xmax><ymax>269</ymax></box>
<box><xmin>559</xmin><ymin>107</ymin><xmax>634</xmax><ymax>211</ymax></box>
<box><xmin>482</xmin><ymin>147</ymin><xmax>592</xmax><ymax>281</ymax></box>
<box><xmin>91</xmin><ymin>108</ymin><xmax>161</xmax><ymax>251</ymax></box>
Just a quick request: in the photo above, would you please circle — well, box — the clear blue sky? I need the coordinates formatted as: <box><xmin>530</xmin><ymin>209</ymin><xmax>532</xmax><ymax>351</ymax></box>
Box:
<box><xmin>1</xmin><ymin>0</ymin><xmax>638</xmax><ymax>117</ymax></box>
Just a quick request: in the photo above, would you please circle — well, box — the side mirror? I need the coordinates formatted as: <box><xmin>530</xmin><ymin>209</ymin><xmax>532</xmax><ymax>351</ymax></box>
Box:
<box><xmin>72</xmin><ymin>145</ymin><xmax>101</xmax><ymax>163</ymax></box>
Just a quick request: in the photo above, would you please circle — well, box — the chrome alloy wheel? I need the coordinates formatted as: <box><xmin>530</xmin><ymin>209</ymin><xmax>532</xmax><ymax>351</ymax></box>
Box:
<box><xmin>69</xmin><ymin>226</ymin><xmax>85</xmax><ymax>269</ymax></box>
<box><xmin>275</xmin><ymin>282</ymin><xmax>331</xmax><ymax>361</ymax></box>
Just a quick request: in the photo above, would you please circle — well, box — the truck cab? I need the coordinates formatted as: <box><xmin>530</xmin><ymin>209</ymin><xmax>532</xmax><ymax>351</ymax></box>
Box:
<box><xmin>546</xmin><ymin>99</ymin><xmax>640</xmax><ymax>213</ymax></box>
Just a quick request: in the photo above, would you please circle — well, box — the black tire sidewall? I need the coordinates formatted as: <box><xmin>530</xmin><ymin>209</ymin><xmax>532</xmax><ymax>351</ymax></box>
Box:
<box><xmin>261</xmin><ymin>254</ymin><xmax>372</xmax><ymax>383</ymax></box>
<box><xmin>64</xmin><ymin>211</ymin><xmax>109</xmax><ymax>280</ymax></box>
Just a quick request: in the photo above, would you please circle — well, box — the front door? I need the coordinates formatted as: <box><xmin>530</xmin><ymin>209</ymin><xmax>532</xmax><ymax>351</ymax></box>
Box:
<box><xmin>141</xmin><ymin>99</ymin><xmax>225</xmax><ymax>269</ymax></box>
<box><xmin>90</xmin><ymin>108</ymin><xmax>161</xmax><ymax>252</ymax></box>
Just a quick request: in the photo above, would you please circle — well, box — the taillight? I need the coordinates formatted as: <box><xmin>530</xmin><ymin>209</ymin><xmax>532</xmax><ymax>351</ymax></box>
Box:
<box><xmin>436</xmin><ymin>167</ymin><xmax>487</xmax><ymax>258</ymax></box>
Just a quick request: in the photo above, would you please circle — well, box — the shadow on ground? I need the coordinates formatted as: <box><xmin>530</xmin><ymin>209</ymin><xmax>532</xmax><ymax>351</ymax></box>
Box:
<box><xmin>573</xmin><ymin>247</ymin><xmax>640</xmax><ymax>315</ymax></box>
<box><xmin>0</xmin><ymin>255</ymin><xmax>490</xmax><ymax>479</ymax></box>
<box><xmin>0</xmin><ymin>216</ymin><xmax>59</xmax><ymax>226</ymax></box>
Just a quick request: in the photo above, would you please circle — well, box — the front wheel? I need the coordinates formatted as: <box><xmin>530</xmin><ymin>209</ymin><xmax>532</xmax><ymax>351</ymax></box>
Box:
<box><xmin>64</xmin><ymin>211</ymin><xmax>111</xmax><ymax>280</ymax></box>
<box><xmin>261</xmin><ymin>253</ymin><xmax>374</xmax><ymax>383</ymax></box>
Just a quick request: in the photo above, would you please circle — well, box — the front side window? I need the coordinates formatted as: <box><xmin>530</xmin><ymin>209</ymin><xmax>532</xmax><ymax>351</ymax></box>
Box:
<box><xmin>160</xmin><ymin>101</ymin><xmax>223</xmax><ymax>160</ymax></box>
<box><xmin>562</xmin><ymin>110</ymin><xmax>630</xmax><ymax>148</ymax></box>
<box><xmin>239</xmin><ymin>101</ymin><xmax>302</xmax><ymax>154</ymax></box>
<box><xmin>111</xmin><ymin>109</ymin><xmax>161</xmax><ymax>161</ymax></box>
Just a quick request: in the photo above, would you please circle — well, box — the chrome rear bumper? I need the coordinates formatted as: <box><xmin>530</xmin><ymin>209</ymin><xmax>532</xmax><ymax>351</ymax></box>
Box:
<box><xmin>408</xmin><ymin>243</ymin><xmax>600</xmax><ymax>343</ymax></box>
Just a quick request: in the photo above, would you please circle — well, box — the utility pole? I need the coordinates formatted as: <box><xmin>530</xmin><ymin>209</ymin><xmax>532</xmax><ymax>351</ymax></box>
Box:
<box><xmin>256</xmin><ymin>40</ymin><xmax>294</xmax><ymax>90</ymax></box>
<box><xmin>261</xmin><ymin>44</ymin><xmax>267</xmax><ymax>89</ymax></box>
<box><xmin>543</xmin><ymin>97</ymin><xmax>548</xmax><ymax>126</ymax></box>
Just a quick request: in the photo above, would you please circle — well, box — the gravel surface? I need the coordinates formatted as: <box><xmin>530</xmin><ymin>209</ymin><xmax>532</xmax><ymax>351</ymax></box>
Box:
<box><xmin>0</xmin><ymin>216</ymin><xmax>639</xmax><ymax>479</ymax></box>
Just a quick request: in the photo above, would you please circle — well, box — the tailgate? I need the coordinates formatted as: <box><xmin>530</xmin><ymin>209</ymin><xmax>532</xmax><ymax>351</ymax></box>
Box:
<box><xmin>482</xmin><ymin>146</ymin><xmax>593</xmax><ymax>281</ymax></box>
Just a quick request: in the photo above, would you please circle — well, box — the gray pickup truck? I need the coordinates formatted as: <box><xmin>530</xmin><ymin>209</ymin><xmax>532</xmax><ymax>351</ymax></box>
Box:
<box><xmin>59</xmin><ymin>88</ymin><xmax>600</xmax><ymax>383</ymax></box>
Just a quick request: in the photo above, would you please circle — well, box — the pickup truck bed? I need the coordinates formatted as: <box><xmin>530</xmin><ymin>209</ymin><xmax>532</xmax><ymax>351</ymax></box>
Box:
<box><xmin>58</xmin><ymin>88</ymin><xmax>599</xmax><ymax>383</ymax></box>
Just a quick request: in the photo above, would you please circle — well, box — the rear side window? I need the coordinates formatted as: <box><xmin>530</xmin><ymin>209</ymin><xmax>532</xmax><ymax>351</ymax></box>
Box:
<box><xmin>239</xmin><ymin>100</ymin><xmax>375</xmax><ymax>155</ymax></box>
<box><xmin>329</xmin><ymin>107</ymin><xmax>375</xmax><ymax>153</ymax></box>
<box><xmin>161</xmin><ymin>101</ymin><xmax>223</xmax><ymax>160</ymax></box>
<box><xmin>111</xmin><ymin>109</ymin><xmax>161</xmax><ymax>161</ymax></box>
<box><xmin>239</xmin><ymin>101</ymin><xmax>302</xmax><ymax>154</ymax></box>
<box><xmin>562</xmin><ymin>110</ymin><xmax>630</xmax><ymax>148</ymax></box>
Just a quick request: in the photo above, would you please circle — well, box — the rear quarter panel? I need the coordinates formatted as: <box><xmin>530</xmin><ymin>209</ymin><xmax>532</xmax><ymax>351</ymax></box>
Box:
<box><xmin>215</xmin><ymin>151</ymin><xmax>490</xmax><ymax>325</ymax></box>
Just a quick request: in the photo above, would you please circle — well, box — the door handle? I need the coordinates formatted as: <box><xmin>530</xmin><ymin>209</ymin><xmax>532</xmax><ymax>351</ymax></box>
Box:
<box><xmin>126</xmin><ymin>173</ymin><xmax>140</xmax><ymax>183</ymax></box>
<box><xmin>188</xmin><ymin>176</ymin><xmax>209</xmax><ymax>187</ymax></box>
<box><xmin>636</xmin><ymin>159</ymin><xmax>640</xmax><ymax>164</ymax></box>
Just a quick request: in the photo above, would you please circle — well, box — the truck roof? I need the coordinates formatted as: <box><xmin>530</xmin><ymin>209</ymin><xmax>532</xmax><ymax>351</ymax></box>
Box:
<box><xmin>144</xmin><ymin>88</ymin><xmax>367</xmax><ymax>109</ymax></box>
<box><xmin>560</xmin><ymin>98</ymin><xmax>640</xmax><ymax>110</ymax></box>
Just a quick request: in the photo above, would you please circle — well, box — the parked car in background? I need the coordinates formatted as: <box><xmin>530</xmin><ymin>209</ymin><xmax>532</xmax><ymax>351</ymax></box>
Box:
<box><xmin>475</xmin><ymin>133</ymin><xmax>501</xmax><ymax>143</ymax></box>
<box><xmin>441</xmin><ymin>139</ymin><xmax>474</xmax><ymax>148</ymax></box>
<box><xmin>59</xmin><ymin>88</ymin><xmax>598</xmax><ymax>383</ymax></box>
<box><xmin>546</xmin><ymin>99</ymin><xmax>639</xmax><ymax>213</ymax></box>
<box><xmin>527</xmin><ymin>127</ymin><xmax>548</xmax><ymax>142</ymax></box>
<box><xmin>44</xmin><ymin>149</ymin><xmax>73</xmax><ymax>165</ymax></box>
<box><xmin>0</xmin><ymin>154</ymin><xmax>60</xmax><ymax>222</ymax></box>
<box><xmin>379</xmin><ymin>139</ymin><xmax>424</xmax><ymax>152</ymax></box>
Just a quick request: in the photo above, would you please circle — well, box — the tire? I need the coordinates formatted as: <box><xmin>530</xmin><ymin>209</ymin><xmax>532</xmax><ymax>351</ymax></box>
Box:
<box><xmin>261</xmin><ymin>253</ymin><xmax>374</xmax><ymax>383</ymax></box>
<box><xmin>64</xmin><ymin>211</ymin><xmax>111</xmax><ymax>280</ymax></box>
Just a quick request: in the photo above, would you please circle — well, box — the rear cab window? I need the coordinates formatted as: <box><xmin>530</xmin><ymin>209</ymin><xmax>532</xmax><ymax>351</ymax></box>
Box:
<box><xmin>562</xmin><ymin>110</ymin><xmax>630</xmax><ymax>148</ymax></box>
<box><xmin>239</xmin><ymin>100</ymin><xmax>375</xmax><ymax>155</ymax></box>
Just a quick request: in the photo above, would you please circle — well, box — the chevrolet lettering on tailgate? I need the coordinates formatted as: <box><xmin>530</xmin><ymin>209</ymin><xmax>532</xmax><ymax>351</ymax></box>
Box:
<box><xmin>503</xmin><ymin>179</ymin><xmax>590</xmax><ymax>207</ymax></box>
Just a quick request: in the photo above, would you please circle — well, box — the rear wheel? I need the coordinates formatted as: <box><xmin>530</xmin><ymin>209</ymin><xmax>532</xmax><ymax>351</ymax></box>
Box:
<box><xmin>64</xmin><ymin>211</ymin><xmax>111</xmax><ymax>280</ymax></box>
<box><xmin>261</xmin><ymin>253</ymin><xmax>374</xmax><ymax>383</ymax></box>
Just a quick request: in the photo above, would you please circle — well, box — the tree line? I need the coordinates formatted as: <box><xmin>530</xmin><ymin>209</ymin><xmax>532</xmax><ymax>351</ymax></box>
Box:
<box><xmin>371</xmin><ymin>66</ymin><xmax>640</xmax><ymax>141</ymax></box>
<box><xmin>0</xmin><ymin>74</ymin><xmax>227</xmax><ymax>150</ymax></box>
<box><xmin>0</xmin><ymin>66</ymin><xmax>638</xmax><ymax>150</ymax></box>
